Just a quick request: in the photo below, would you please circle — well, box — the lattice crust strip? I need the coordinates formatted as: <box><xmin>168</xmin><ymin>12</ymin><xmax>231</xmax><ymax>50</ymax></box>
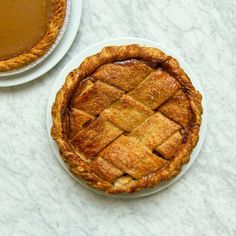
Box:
<box><xmin>69</xmin><ymin>108</ymin><xmax>94</xmax><ymax>139</ymax></box>
<box><xmin>71</xmin><ymin>117</ymin><xmax>123</xmax><ymax>160</ymax></box>
<box><xmin>129</xmin><ymin>112</ymin><xmax>181</xmax><ymax>149</ymax></box>
<box><xmin>100</xmin><ymin>95</ymin><xmax>154</xmax><ymax>132</ymax></box>
<box><xmin>155</xmin><ymin>131</ymin><xmax>183</xmax><ymax>159</ymax></box>
<box><xmin>100</xmin><ymin>135</ymin><xmax>167</xmax><ymax>179</ymax></box>
<box><xmin>92</xmin><ymin>157</ymin><xmax>124</xmax><ymax>183</ymax></box>
<box><xmin>67</xmin><ymin>60</ymin><xmax>192</xmax><ymax>186</ymax></box>
<box><xmin>128</xmin><ymin>70</ymin><xmax>181</xmax><ymax>109</ymax></box>
<box><xmin>71</xmin><ymin>80</ymin><xmax>124</xmax><ymax>116</ymax></box>
<box><xmin>92</xmin><ymin>59</ymin><xmax>155</xmax><ymax>91</ymax></box>
<box><xmin>159</xmin><ymin>89</ymin><xmax>192</xmax><ymax>127</ymax></box>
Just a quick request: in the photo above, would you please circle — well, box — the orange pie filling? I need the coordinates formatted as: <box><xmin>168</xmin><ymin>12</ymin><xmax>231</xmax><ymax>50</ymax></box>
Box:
<box><xmin>0</xmin><ymin>0</ymin><xmax>54</xmax><ymax>60</ymax></box>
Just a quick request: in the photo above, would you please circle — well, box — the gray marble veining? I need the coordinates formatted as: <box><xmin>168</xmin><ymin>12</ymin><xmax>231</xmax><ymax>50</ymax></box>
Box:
<box><xmin>0</xmin><ymin>0</ymin><xmax>236</xmax><ymax>235</ymax></box>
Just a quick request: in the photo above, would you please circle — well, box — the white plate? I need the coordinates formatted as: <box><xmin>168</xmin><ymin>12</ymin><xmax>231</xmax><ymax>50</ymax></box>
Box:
<box><xmin>46</xmin><ymin>37</ymin><xmax>207</xmax><ymax>198</ymax></box>
<box><xmin>0</xmin><ymin>0</ymin><xmax>82</xmax><ymax>87</ymax></box>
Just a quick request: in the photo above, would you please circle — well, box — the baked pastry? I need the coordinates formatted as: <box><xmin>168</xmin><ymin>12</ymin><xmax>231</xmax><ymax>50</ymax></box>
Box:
<box><xmin>0</xmin><ymin>0</ymin><xmax>67</xmax><ymax>72</ymax></box>
<box><xmin>51</xmin><ymin>44</ymin><xmax>203</xmax><ymax>194</ymax></box>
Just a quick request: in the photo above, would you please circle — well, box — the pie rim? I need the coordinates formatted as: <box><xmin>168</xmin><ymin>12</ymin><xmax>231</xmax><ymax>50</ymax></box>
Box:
<box><xmin>0</xmin><ymin>0</ymin><xmax>67</xmax><ymax>72</ymax></box>
<box><xmin>51</xmin><ymin>44</ymin><xmax>203</xmax><ymax>194</ymax></box>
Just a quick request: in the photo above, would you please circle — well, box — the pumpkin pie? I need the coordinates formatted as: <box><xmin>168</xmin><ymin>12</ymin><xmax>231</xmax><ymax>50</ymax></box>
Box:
<box><xmin>0</xmin><ymin>0</ymin><xmax>67</xmax><ymax>72</ymax></box>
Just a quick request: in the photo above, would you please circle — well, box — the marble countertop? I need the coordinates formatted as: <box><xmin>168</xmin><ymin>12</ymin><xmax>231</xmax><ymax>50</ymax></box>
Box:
<box><xmin>0</xmin><ymin>0</ymin><xmax>236</xmax><ymax>235</ymax></box>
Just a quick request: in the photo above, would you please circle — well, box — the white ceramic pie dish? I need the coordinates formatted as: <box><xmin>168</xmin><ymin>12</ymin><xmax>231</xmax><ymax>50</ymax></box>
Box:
<box><xmin>46</xmin><ymin>37</ymin><xmax>207</xmax><ymax>198</ymax></box>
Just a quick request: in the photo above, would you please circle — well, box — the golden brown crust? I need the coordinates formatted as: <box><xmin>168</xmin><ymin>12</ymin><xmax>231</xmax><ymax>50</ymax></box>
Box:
<box><xmin>51</xmin><ymin>44</ymin><xmax>203</xmax><ymax>194</ymax></box>
<box><xmin>0</xmin><ymin>0</ymin><xmax>66</xmax><ymax>72</ymax></box>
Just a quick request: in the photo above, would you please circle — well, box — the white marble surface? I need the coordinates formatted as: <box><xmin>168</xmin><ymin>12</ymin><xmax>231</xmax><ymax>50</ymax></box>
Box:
<box><xmin>0</xmin><ymin>0</ymin><xmax>236</xmax><ymax>235</ymax></box>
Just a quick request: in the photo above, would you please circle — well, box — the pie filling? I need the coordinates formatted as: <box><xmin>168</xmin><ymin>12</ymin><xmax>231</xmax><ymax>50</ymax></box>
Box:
<box><xmin>0</xmin><ymin>0</ymin><xmax>55</xmax><ymax>60</ymax></box>
<box><xmin>65</xmin><ymin>59</ymin><xmax>194</xmax><ymax>188</ymax></box>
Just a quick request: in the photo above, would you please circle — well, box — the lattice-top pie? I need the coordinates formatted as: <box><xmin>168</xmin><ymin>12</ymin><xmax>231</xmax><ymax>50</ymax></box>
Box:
<box><xmin>51</xmin><ymin>44</ymin><xmax>203</xmax><ymax>194</ymax></box>
<box><xmin>0</xmin><ymin>0</ymin><xmax>67</xmax><ymax>72</ymax></box>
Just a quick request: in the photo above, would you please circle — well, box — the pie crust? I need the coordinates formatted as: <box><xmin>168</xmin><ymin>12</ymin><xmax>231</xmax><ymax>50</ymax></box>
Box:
<box><xmin>51</xmin><ymin>44</ymin><xmax>203</xmax><ymax>194</ymax></box>
<box><xmin>0</xmin><ymin>0</ymin><xmax>67</xmax><ymax>72</ymax></box>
